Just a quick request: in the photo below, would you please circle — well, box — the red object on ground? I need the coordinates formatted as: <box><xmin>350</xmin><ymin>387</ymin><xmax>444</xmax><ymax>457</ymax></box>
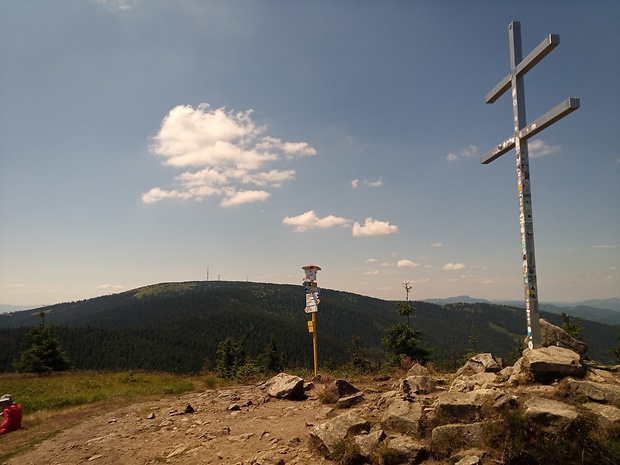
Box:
<box><xmin>1</xmin><ymin>404</ymin><xmax>22</xmax><ymax>434</ymax></box>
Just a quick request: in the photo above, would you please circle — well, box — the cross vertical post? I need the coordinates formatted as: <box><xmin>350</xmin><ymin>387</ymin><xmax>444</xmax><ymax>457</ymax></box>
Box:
<box><xmin>482</xmin><ymin>22</ymin><xmax>579</xmax><ymax>349</ymax></box>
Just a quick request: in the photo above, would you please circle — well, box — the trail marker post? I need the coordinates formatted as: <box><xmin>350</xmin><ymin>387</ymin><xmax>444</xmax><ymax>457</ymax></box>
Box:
<box><xmin>302</xmin><ymin>264</ymin><xmax>321</xmax><ymax>376</ymax></box>
<box><xmin>482</xmin><ymin>21</ymin><xmax>579</xmax><ymax>349</ymax></box>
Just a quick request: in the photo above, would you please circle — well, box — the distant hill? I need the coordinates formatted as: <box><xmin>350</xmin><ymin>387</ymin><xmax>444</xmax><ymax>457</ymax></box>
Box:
<box><xmin>427</xmin><ymin>296</ymin><xmax>620</xmax><ymax>325</ymax></box>
<box><xmin>0</xmin><ymin>282</ymin><xmax>617</xmax><ymax>374</ymax></box>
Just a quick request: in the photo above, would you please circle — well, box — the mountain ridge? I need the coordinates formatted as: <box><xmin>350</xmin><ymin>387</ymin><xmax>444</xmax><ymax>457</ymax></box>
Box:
<box><xmin>0</xmin><ymin>281</ymin><xmax>617</xmax><ymax>373</ymax></box>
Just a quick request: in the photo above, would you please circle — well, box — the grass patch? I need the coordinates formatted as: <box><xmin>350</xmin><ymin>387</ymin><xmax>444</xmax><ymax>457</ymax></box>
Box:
<box><xmin>0</xmin><ymin>370</ymin><xmax>206</xmax><ymax>462</ymax></box>
<box><xmin>0</xmin><ymin>371</ymin><xmax>195</xmax><ymax>415</ymax></box>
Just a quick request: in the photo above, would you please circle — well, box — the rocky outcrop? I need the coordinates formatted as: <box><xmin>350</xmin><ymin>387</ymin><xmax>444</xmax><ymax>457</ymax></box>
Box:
<box><xmin>537</xmin><ymin>318</ymin><xmax>589</xmax><ymax>357</ymax></box>
<box><xmin>510</xmin><ymin>345</ymin><xmax>585</xmax><ymax>384</ymax></box>
<box><xmin>309</xmin><ymin>334</ymin><xmax>619</xmax><ymax>463</ymax></box>
<box><xmin>263</xmin><ymin>373</ymin><xmax>305</xmax><ymax>400</ymax></box>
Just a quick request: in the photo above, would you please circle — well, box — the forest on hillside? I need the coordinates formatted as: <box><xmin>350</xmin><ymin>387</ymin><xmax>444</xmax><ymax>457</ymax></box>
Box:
<box><xmin>0</xmin><ymin>281</ymin><xmax>617</xmax><ymax>374</ymax></box>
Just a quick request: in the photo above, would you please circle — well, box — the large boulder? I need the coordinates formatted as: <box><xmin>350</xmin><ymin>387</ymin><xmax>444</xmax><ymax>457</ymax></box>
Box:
<box><xmin>455</xmin><ymin>353</ymin><xmax>502</xmax><ymax>377</ymax></box>
<box><xmin>536</xmin><ymin>318</ymin><xmax>588</xmax><ymax>357</ymax></box>
<box><xmin>383</xmin><ymin>435</ymin><xmax>427</xmax><ymax>464</ymax></box>
<box><xmin>510</xmin><ymin>346</ymin><xmax>584</xmax><ymax>384</ymax></box>
<box><xmin>435</xmin><ymin>392</ymin><xmax>483</xmax><ymax>422</ymax></box>
<box><xmin>309</xmin><ymin>411</ymin><xmax>370</xmax><ymax>457</ymax></box>
<box><xmin>582</xmin><ymin>403</ymin><xmax>620</xmax><ymax>431</ymax></box>
<box><xmin>380</xmin><ymin>397</ymin><xmax>424</xmax><ymax>436</ymax></box>
<box><xmin>264</xmin><ymin>373</ymin><xmax>305</xmax><ymax>400</ymax></box>
<box><xmin>431</xmin><ymin>422</ymin><xmax>488</xmax><ymax>458</ymax></box>
<box><xmin>523</xmin><ymin>397</ymin><xmax>580</xmax><ymax>432</ymax></box>
<box><xmin>563</xmin><ymin>378</ymin><xmax>620</xmax><ymax>404</ymax></box>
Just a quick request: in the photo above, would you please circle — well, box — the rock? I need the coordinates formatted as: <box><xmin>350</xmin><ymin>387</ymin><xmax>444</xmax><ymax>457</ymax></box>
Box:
<box><xmin>264</xmin><ymin>373</ymin><xmax>305</xmax><ymax>400</ymax></box>
<box><xmin>332</xmin><ymin>379</ymin><xmax>360</xmax><ymax>397</ymax></box>
<box><xmin>435</xmin><ymin>392</ymin><xmax>483</xmax><ymax>422</ymax></box>
<box><xmin>512</xmin><ymin>346</ymin><xmax>585</xmax><ymax>384</ymax></box>
<box><xmin>563</xmin><ymin>378</ymin><xmax>620</xmax><ymax>404</ymax></box>
<box><xmin>354</xmin><ymin>429</ymin><xmax>386</xmax><ymax>457</ymax></box>
<box><xmin>309</xmin><ymin>411</ymin><xmax>370</xmax><ymax>457</ymax></box>
<box><xmin>455</xmin><ymin>455</ymin><xmax>481</xmax><ymax>465</ymax></box>
<box><xmin>184</xmin><ymin>403</ymin><xmax>195</xmax><ymax>414</ymax></box>
<box><xmin>407</xmin><ymin>363</ymin><xmax>430</xmax><ymax>376</ymax></box>
<box><xmin>383</xmin><ymin>435</ymin><xmax>427</xmax><ymax>464</ymax></box>
<box><xmin>582</xmin><ymin>402</ymin><xmax>620</xmax><ymax>431</ymax></box>
<box><xmin>450</xmin><ymin>372</ymin><xmax>498</xmax><ymax>392</ymax></box>
<box><xmin>536</xmin><ymin>318</ymin><xmax>589</xmax><ymax>357</ymax></box>
<box><xmin>431</xmin><ymin>422</ymin><xmax>487</xmax><ymax>458</ymax></box>
<box><xmin>380</xmin><ymin>397</ymin><xmax>424</xmax><ymax>436</ymax></box>
<box><xmin>400</xmin><ymin>374</ymin><xmax>435</xmax><ymax>395</ymax></box>
<box><xmin>336</xmin><ymin>392</ymin><xmax>364</xmax><ymax>409</ymax></box>
<box><xmin>523</xmin><ymin>397</ymin><xmax>580</xmax><ymax>431</ymax></box>
<box><xmin>456</xmin><ymin>353</ymin><xmax>502</xmax><ymax>377</ymax></box>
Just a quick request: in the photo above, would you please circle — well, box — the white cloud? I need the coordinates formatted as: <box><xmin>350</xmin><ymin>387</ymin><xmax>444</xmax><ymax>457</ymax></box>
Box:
<box><xmin>96</xmin><ymin>284</ymin><xmax>125</xmax><ymax>291</ymax></box>
<box><xmin>143</xmin><ymin>104</ymin><xmax>316</xmax><ymax>206</ymax></box>
<box><xmin>366</xmin><ymin>258</ymin><xmax>378</xmax><ymax>263</ymax></box>
<box><xmin>431</xmin><ymin>242</ymin><xmax>443</xmax><ymax>248</ymax></box>
<box><xmin>351</xmin><ymin>178</ymin><xmax>382</xmax><ymax>188</ymax></box>
<box><xmin>352</xmin><ymin>218</ymin><xmax>399</xmax><ymax>237</ymax></box>
<box><xmin>282</xmin><ymin>210</ymin><xmax>351</xmax><ymax>232</ymax></box>
<box><xmin>443</xmin><ymin>262</ymin><xmax>466</xmax><ymax>271</ymax></box>
<box><xmin>220</xmin><ymin>190</ymin><xmax>271</xmax><ymax>207</ymax></box>
<box><xmin>446</xmin><ymin>145</ymin><xmax>478</xmax><ymax>162</ymax></box>
<box><xmin>397</xmin><ymin>259</ymin><xmax>421</xmax><ymax>268</ymax></box>
<box><xmin>363</xmin><ymin>270</ymin><xmax>380</xmax><ymax>275</ymax></box>
<box><xmin>528</xmin><ymin>139</ymin><xmax>560</xmax><ymax>158</ymax></box>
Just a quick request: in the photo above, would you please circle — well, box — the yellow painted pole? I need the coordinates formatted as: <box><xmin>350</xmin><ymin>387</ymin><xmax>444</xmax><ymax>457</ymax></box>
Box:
<box><xmin>312</xmin><ymin>312</ymin><xmax>318</xmax><ymax>376</ymax></box>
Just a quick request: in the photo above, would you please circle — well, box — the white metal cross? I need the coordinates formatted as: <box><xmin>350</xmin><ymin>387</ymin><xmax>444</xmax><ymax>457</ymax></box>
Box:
<box><xmin>482</xmin><ymin>22</ymin><xmax>579</xmax><ymax>349</ymax></box>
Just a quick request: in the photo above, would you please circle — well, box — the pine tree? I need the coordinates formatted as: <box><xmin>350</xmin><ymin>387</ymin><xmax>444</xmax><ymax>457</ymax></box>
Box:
<box><xmin>14</xmin><ymin>310</ymin><xmax>70</xmax><ymax>374</ymax></box>
<box><xmin>347</xmin><ymin>336</ymin><xmax>374</xmax><ymax>374</ymax></box>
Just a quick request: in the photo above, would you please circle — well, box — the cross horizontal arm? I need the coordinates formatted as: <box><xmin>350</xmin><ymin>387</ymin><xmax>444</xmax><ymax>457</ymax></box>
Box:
<box><xmin>518</xmin><ymin>97</ymin><xmax>580</xmax><ymax>142</ymax></box>
<box><xmin>486</xmin><ymin>34</ymin><xmax>560</xmax><ymax>104</ymax></box>
<box><xmin>481</xmin><ymin>136</ymin><xmax>516</xmax><ymax>164</ymax></box>
<box><xmin>481</xmin><ymin>98</ymin><xmax>579</xmax><ymax>164</ymax></box>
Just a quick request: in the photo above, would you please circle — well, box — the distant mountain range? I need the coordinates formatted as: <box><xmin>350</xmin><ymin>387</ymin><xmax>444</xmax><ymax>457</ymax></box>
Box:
<box><xmin>0</xmin><ymin>282</ymin><xmax>617</xmax><ymax>374</ymax></box>
<box><xmin>426</xmin><ymin>296</ymin><xmax>620</xmax><ymax>326</ymax></box>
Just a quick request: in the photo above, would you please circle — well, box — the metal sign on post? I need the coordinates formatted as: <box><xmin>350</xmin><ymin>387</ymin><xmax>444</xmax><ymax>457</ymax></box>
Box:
<box><xmin>302</xmin><ymin>264</ymin><xmax>321</xmax><ymax>375</ymax></box>
<box><xmin>482</xmin><ymin>22</ymin><xmax>579</xmax><ymax>349</ymax></box>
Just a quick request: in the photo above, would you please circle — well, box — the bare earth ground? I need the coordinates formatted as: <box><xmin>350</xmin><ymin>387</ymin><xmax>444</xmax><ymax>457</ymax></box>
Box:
<box><xmin>1</xmin><ymin>380</ymin><xmax>359</xmax><ymax>465</ymax></box>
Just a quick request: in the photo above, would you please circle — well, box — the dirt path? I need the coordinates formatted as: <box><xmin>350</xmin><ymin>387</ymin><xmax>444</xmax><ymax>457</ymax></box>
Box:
<box><xmin>3</xmin><ymin>384</ymin><xmax>337</xmax><ymax>465</ymax></box>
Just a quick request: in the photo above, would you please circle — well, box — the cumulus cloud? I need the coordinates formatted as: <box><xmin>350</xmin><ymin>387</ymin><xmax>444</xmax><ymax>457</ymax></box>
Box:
<box><xmin>352</xmin><ymin>218</ymin><xmax>399</xmax><ymax>237</ymax></box>
<box><xmin>443</xmin><ymin>262</ymin><xmax>466</xmax><ymax>271</ymax></box>
<box><xmin>446</xmin><ymin>145</ymin><xmax>478</xmax><ymax>162</ymax></box>
<box><xmin>397</xmin><ymin>259</ymin><xmax>421</xmax><ymax>268</ymax></box>
<box><xmin>528</xmin><ymin>139</ymin><xmax>560</xmax><ymax>158</ymax></box>
<box><xmin>142</xmin><ymin>104</ymin><xmax>316</xmax><ymax>206</ymax></box>
<box><xmin>431</xmin><ymin>242</ymin><xmax>443</xmax><ymax>248</ymax></box>
<box><xmin>282</xmin><ymin>210</ymin><xmax>351</xmax><ymax>232</ymax></box>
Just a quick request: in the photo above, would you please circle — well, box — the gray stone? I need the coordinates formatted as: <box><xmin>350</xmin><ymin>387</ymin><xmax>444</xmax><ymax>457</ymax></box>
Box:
<box><xmin>536</xmin><ymin>318</ymin><xmax>589</xmax><ymax>357</ymax></box>
<box><xmin>431</xmin><ymin>422</ymin><xmax>487</xmax><ymax>458</ymax></box>
<box><xmin>380</xmin><ymin>397</ymin><xmax>424</xmax><ymax>436</ymax></box>
<box><xmin>455</xmin><ymin>455</ymin><xmax>481</xmax><ymax>465</ymax></box>
<box><xmin>582</xmin><ymin>402</ymin><xmax>620</xmax><ymax>431</ymax></box>
<box><xmin>264</xmin><ymin>373</ymin><xmax>305</xmax><ymax>400</ymax></box>
<box><xmin>435</xmin><ymin>392</ymin><xmax>483</xmax><ymax>422</ymax></box>
<box><xmin>564</xmin><ymin>378</ymin><xmax>620</xmax><ymax>404</ymax></box>
<box><xmin>309</xmin><ymin>411</ymin><xmax>370</xmax><ymax>457</ymax></box>
<box><xmin>523</xmin><ymin>397</ymin><xmax>580</xmax><ymax>431</ymax></box>
<box><xmin>401</xmin><ymin>375</ymin><xmax>435</xmax><ymax>395</ymax></box>
<box><xmin>354</xmin><ymin>429</ymin><xmax>386</xmax><ymax>457</ymax></box>
<box><xmin>336</xmin><ymin>392</ymin><xmax>365</xmax><ymax>409</ymax></box>
<box><xmin>512</xmin><ymin>346</ymin><xmax>585</xmax><ymax>384</ymax></box>
<box><xmin>407</xmin><ymin>363</ymin><xmax>430</xmax><ymax>376</ymax></box>
<box><xmin>450</xmin><ymin>372</ymin><xmax>498</xmax><ymax>392</ymax></box>
<box><xmin>456</xmin><ymin>353</ymin><xmax>501</xmax><ymax>377</ymax></box>
<box><xmin>384</xmin><ymin>435</ymin><xmax>427</xmax><ymax>464</ymax></box>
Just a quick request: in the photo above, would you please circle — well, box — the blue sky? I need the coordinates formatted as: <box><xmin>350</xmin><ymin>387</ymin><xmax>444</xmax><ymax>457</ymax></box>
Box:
<box><xmin>1</xmin><ymin>1</ymin><xmax>618</xmax><ymax>307</ymax></box>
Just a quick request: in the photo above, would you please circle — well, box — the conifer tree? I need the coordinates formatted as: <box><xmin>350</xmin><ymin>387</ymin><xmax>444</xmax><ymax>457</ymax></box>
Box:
<box><xmin>14</xmin><ymin>310</ymin><xmax>70</xmax><ymax>374</ymax></box>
